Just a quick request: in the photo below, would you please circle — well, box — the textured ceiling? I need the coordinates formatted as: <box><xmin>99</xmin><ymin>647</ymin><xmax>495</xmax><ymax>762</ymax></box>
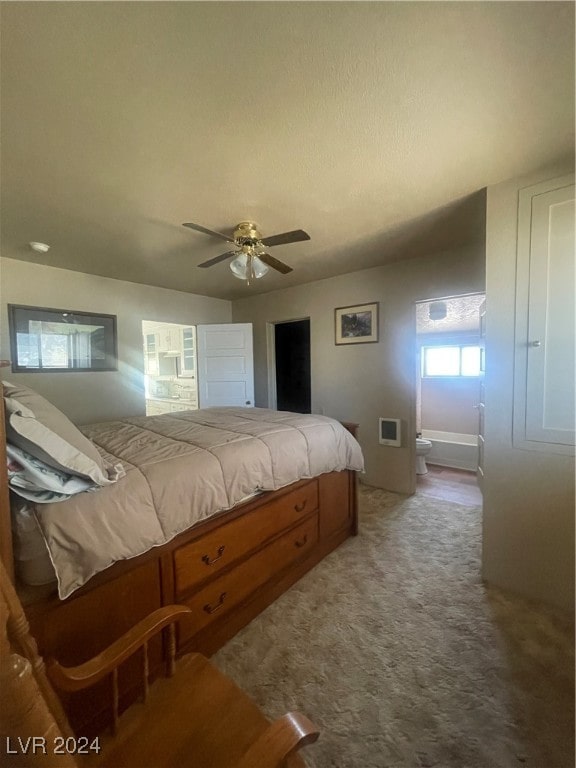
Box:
<box><xmin>416</xmin><ymin>294</ymin><xmax>485</xmax><ymax>334</ymax></box>
<box><xmin>1</xmin><ymin>2</ymin><xmax>574</xmax><ymax>301</ymax></box>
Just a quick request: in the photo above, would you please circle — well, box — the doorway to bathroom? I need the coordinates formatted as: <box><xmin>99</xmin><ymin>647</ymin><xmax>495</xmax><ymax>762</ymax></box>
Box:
<box><xmin>414</xmin><ymin>293</ymin><xmax>485</xmax><ymax>503</ymax></box>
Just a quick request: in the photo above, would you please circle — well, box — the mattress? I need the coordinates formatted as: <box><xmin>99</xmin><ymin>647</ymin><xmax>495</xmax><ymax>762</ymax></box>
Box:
<box><xmin>24</xmin><ymin>408</ymin><xmax>364</xmax><ymax>600</ymax></box>
<box><xmin>12</xmin><ymin>490</ymin><xmax>264</xmax><ymax>589</ymax></box>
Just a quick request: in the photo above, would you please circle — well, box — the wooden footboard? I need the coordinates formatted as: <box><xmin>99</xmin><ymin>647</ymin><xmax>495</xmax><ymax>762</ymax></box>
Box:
<box><xmin>19</xmin><ymin>468</ymin><xmax>358</xmax><ymax>737</ymax></box>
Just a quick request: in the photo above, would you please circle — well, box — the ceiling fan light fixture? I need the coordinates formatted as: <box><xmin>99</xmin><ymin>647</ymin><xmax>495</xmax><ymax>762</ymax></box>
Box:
<box><xmin>185</xmin><ymin>219</ymin><xmax>307</xmax><ymax>276</ymax></box>
<box><xmin>229</xmin><ymin>252</ymin><xmax>269</xmax><ymax>281</ymax></box>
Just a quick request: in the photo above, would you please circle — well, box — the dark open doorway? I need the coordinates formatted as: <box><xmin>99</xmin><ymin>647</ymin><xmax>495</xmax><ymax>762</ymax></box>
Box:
<box><xmin>274</xmin><ymin>319</ymin><xmax>311</xmax><ymax>413</ymax></box>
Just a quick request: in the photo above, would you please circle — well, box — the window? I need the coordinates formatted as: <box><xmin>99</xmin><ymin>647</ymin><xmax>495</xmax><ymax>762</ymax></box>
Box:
<box><xmin>8</xmin><ymin>305</ymin><xmax>117</xmax><ymax>372</ymax></box>
<box><xmin>421</xmin><ymin>345</ymin><xmax>481</xmax><ymax>377</ymax></box>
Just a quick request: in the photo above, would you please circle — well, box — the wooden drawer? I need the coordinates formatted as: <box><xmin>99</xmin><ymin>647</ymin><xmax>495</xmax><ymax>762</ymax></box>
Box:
<box><xmin>319</xmin><ymin>470</ymin><xmax>353</xmax><ymax>539</ymax></box>
<box><xmin>178</xmin><ymin>514</ymin><xmax>318</xmax><ymax>645</ymax></box>
<box><xmin>174</xmin><ymin>480</ymin><xmax>319</xmax><ymax>596</ymax></box>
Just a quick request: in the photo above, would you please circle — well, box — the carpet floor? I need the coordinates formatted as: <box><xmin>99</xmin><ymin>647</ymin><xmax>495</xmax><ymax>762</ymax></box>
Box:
<box><xmin>213</xmin><ymin>484</ymin><xmax>575</xmax><ymax>768</ymax></box>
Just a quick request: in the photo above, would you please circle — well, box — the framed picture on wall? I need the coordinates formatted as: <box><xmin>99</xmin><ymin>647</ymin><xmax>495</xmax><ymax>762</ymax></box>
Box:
<box><xmin>8</xmin><ymin>304</ymin><xmax>118</xmax><ymax>372</ymax></box>
<box><xmin>334</xmin><ymin>302</ymin><xmax>379</xmax><ymax>345</ymax></box>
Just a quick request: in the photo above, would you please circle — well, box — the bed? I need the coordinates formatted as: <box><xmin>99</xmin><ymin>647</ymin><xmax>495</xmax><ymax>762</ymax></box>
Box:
<box><xmin>0</xmin><ymin>380</ymin><xmax>363</xmax><ymax>736</ymax></box>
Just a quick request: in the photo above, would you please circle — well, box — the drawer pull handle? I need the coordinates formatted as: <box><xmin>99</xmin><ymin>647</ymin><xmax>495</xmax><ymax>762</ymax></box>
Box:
<box><xmin>202</xmin><ymin>545</ymin><xmax>225</xmax><ymax>566</ymax></box>
<box><xmin>203</xmin><ymin>592</ymin><xmax>227</xmax><ymax>615</ymax></box>
<box><xmin>294</xmin><ymin>534</ymin><xmax>308</xmax><ymax>548</ymax></box>
<box><xmin>294</xmin><ymin>500</ymin><xmax>307</xmax><ymax>513</ymax></box>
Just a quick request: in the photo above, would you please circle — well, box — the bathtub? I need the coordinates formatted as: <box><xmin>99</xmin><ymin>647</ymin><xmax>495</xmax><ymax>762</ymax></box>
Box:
<box><xmin>420</xmin><ymin>429</ymin><xmax>478</xmax><ymax>472</ymax></box>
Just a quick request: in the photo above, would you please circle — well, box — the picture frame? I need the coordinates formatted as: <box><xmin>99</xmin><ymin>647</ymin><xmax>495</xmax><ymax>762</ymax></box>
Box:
<box><xmin>8</xmin><ymin>304</ymin><xmax>118</xmax><ymax>372</ymax></box>
<box><xmin>335</xmin><ymin>302</ymin><xmax>379</xmax><ymax>345</ymax></box>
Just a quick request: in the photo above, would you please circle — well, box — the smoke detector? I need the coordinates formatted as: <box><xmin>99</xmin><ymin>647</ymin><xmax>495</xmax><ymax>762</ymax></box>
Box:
<box><xmin>428</xmin><ymin>301</ymin><xmax>447</xmax><ymax>321</ymax></box>
<box><xmin>29</xmin><ymin>241</ymin><xmax>50</xmax><ymax>253</ymax></box>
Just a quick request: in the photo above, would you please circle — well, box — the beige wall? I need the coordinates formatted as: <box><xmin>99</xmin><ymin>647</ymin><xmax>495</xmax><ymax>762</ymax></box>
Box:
<box><xmin>421</xmin><ymin>378</ymin><xmax>480</xmax><ymax>435</ymax></box>
<box><xmin>484</xmin><ymin>160</ymin><xmax>575</xmax><ymax>612</ymax></box>
<box><xmin>0</xmin><ymin>258</ymin><xmax>231</xmax><ymax>423</ymax></box>
<box><xmin>232</xmin><ymin>246</ymin><xmax>485</xmax><ymax>494</ymax></box>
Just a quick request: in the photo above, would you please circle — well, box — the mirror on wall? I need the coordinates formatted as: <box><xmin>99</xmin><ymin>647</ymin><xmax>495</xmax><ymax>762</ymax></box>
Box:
<box><xmin>8</xmin><ymin>304</ymin><xmax>117</xmax><ymax>372</ymax></box>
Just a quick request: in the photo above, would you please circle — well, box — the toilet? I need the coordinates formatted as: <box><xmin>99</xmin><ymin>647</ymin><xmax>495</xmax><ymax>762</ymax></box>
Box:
<box><xmin>416</xmin><ymin>437</ymin><xmax>432</xmax><ymax>475</ymax></box>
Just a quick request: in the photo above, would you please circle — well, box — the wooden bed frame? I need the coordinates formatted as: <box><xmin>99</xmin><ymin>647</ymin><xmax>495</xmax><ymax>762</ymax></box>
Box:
<box><xmin>0</xmin><ymin>387</ymin><xmax>358</xmax><ymax>736</ymax></box>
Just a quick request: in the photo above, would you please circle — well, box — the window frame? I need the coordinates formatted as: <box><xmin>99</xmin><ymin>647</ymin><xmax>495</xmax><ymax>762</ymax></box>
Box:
<box><xmin>8</xmin><ymin>304</ymin><xmax>118</xmax><ymax>373</ymax></box>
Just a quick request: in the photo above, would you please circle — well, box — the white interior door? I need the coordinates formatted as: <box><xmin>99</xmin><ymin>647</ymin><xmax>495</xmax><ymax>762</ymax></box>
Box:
<box><xmin>197</xmin><ymin>323</ymin><xmax>254</xmax><ymax>408</ymax></box>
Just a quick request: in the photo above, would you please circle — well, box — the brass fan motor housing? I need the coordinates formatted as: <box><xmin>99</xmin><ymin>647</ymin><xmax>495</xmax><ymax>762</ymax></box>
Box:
<box><xmin>234</xmin><ymin>221</ymin><xmax>263</xmax><ymax>245</ymax></box>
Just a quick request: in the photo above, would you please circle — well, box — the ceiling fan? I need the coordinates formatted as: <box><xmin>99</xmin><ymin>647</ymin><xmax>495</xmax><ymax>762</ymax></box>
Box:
<box><xmin>182</xmin><ymin>220</ymin><xmax>310</xmax><ymax>283</ymax></box>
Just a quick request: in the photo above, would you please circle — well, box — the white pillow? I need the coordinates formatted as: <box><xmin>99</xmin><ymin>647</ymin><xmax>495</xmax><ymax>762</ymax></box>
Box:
<box><xmin>11</xmin><ymin>498</ymin><xmax>57</xmax><ymax>586</ymax></box>
<box><xmin>2</xmin><ymin>380</ymin><xmax>117</xmax><ymax>486</ymax></box>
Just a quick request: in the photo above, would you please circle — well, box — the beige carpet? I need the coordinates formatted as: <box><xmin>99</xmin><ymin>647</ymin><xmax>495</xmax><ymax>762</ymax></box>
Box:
<box><xmin>214</xmin><ymin>484</ymin><xmax>575</xmax><ymax>768</ymax></box>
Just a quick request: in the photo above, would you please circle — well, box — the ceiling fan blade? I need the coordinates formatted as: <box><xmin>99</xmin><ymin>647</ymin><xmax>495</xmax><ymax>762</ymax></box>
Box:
<box><xmin>260</xmin><ymin>229</ymin><xmax>310</xmax><ymax>247</ymax></box>
<box><xmin>182</xmin><ymin>222</ymin><xmax>233</xmax><ymax>243</ymax></box>
<box><xmin>197</xmin><ymin>251</ymin><xmax>238</xmax><ymax>268</ymax></box>
<box><xmin>257</xmin><ymin>252</ymin><xmax>293</xmax><ymax>274</ymax></box>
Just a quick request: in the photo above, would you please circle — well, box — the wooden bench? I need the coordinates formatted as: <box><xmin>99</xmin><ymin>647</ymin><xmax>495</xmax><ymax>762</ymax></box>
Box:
<box><xmin>0</xmin><ymin>559</ymin><xmax>319</xmax><ymax>768</ymax></box>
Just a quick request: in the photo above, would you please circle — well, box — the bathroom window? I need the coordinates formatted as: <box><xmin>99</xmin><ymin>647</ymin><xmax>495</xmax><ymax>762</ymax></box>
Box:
<box><xmin>421</xmin><ymin>345</ymin><xmax>481</xmax><ymax>378</ymax></box>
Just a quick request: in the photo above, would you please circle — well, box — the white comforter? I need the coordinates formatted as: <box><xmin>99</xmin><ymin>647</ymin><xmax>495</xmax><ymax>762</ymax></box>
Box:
<box><xmin>35</xmin><ymin>408</ymin><xmax>364</xmax><ymax>599</ymax></box>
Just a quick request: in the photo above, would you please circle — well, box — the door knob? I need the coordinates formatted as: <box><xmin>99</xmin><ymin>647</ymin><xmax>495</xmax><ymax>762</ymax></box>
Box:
<box><xmin>529</xmin><ymin>340</ymin><xmax>542</xmax><ymax>347</ymax></box>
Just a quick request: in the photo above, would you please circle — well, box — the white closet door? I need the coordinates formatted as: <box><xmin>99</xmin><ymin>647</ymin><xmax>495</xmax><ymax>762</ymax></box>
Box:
<box><xmin>197</xmin><ymin>324</ymin><xmax>254</xmax><ymax>408</ymax></box>
<box><xmin>514</xmin><ymin>177</ymin><xmax>575</xmax><ymax>450</ymax></box>
<box><xmin>477</xmin><ymin>299</ymin><xmax>486</xmax><ymax>490</ymax></box>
